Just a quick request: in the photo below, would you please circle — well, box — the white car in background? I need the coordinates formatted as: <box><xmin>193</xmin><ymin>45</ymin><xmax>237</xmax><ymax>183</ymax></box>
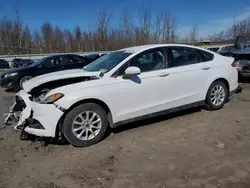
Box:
<box><xmin>10</xmin><ymin>44</ymin><xmax>238</xmax><ymax>147</ymax></box>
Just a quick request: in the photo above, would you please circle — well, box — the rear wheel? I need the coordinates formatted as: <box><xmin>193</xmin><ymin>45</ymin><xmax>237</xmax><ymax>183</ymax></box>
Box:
<box><xmin>206</xmin><ymin>80</ymin><xmax>229</xmax><ymax>110</ymax></box>
<box><xmin>62</xmin><ymin>103</ymin><xmax>109</xmax><ymax>147</ymax></box>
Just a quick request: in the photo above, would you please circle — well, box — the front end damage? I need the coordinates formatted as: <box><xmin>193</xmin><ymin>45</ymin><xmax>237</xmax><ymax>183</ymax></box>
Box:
<box><xmin>5</xmin><ymin>90</ymin><xmax>64</xmax><ymax>139</ymax></box>
<box><xmin>4</xmin><ymin>72</ymin><xmax>102</xmax><ymax>143</ymax></box>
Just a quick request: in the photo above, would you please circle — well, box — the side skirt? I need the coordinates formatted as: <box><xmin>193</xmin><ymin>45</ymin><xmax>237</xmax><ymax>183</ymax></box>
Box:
<box><xmin>112</xmin><ymin>101</ymin><xmax>205</xmax><ymax>128</ymax></box>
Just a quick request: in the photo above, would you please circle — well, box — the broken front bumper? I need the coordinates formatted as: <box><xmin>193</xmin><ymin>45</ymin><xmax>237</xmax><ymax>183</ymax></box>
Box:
<box><xmin>12</xmin><ymin>90</ymin><xmax>64</xmax><ymax>137</ymax></box>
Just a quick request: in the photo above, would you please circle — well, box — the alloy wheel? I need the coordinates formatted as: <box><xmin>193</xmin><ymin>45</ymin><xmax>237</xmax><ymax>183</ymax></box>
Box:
<box><xmin>72</xmin><ymin>111</ymin><xmax>102</xmax><ymax>140</ymax></box>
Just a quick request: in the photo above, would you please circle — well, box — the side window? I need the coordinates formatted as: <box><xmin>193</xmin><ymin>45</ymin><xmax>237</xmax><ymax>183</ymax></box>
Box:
<box><xmin>64</xmin><ymin>56</ymin><xmax>85</xmax><ymax>65</ymax></box>
<box><xmin>169</xmin><ymin>47</ymin><xmax>202</xmax><ymax>67</ymax></box>
<box><xmin>41</xmin><ymin>57</ymin><xmax>63</xmax><ymax>67</ymax></box>
<box><xmin>195</xmin><ymin>49</ymin><xmax>214</xmax><ymax>62</ymax></box>
<box><xmin>129</xmin><ymin>48</ymin><xmax>166</xmax><ymax>73</ymax></box>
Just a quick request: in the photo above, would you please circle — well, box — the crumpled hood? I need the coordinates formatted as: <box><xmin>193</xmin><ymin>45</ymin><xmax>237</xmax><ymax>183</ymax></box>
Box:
<box><xmin>22</xmin><ymin>69</ymin><xmax>101</xmax><ymax>92</ymax></box>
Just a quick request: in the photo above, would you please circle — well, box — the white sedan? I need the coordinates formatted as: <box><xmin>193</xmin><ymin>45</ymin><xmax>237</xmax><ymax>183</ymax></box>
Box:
<box><xmin>11</xmin><ymin>44</ymin><xmax>238</xmax><ymax>147</ymax></box>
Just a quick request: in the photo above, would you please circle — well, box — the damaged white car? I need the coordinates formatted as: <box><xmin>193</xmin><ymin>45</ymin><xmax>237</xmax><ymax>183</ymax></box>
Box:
<box><xmin>7</xmin><ymin>44</ymin><xmax>238</xmax><ymax>147</ymax></box>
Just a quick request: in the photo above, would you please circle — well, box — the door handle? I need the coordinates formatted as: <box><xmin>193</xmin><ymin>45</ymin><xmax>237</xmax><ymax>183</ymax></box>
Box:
<box><xmin>159</xmin><ymin>73</ymin><xmax>170</xmax><ymax>77</ymax></box>
<box><xmin>202</xmin><ymin>67</ymin><xmax>211</xmax><ymax>70</ymax></box>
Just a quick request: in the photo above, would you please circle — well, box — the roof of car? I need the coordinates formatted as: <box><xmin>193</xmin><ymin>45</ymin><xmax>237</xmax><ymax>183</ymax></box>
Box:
<box><xmin>118</xmin><ymin>44</ymin><xmax>206</xmax><ymax>53</ymax></box>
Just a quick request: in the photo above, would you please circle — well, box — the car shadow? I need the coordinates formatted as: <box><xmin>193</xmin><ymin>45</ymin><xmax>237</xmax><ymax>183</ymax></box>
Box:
<box><xmin>5</xmin><ymin>88</ymin><xmax>16</xmax><ymax>93</ymax></box>
<box><xmin>239</xmin><ymin>75</ymin><xmax>250</xmax><ymax>84</ymax></box>
<box><xmin>112</xmin><ymin>107</ymin><xmax>202</xmax><ymax>134</ymax></box>
<box><xmin>38</xmin><ymin>107</ymin><xmax>202</xmax><ymax>147</ymax></box>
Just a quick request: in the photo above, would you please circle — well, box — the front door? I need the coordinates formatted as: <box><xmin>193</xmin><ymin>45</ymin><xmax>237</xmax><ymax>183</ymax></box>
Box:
<box><xmin>112</xmin><ymin>47</ymin><xmax>171</xmax><ymax>122</ymax></box>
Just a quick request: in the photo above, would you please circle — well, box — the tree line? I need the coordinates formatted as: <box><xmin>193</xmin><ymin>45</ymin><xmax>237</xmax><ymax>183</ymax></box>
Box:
<box><xmin>0</xmin><ymin>7</ymin><xmax>250</xmax><ymax>55</ymax></box>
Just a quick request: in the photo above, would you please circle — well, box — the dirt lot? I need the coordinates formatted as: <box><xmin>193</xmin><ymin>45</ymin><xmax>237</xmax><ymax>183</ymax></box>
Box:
<box><xmin>1</xmin><ymin>83</ymin><xmax>250</xmax><ymax>188</ymax></box>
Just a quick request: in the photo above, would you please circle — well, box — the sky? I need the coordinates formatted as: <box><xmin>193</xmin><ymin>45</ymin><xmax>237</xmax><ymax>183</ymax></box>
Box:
<box><xmin>0</xmin><ymin>0</ymin><xmax>250</xmax><ymax>38</ymax></box>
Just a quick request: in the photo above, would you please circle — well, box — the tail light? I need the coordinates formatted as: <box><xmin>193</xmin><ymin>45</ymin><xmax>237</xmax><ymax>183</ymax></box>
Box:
<box><xmin>231</xmin><ymin>59</ymin><xmax>237</xmax><ymax>67</ymax></box>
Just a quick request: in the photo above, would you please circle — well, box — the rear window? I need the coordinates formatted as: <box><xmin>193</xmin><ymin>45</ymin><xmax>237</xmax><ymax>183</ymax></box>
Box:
<box><xmin>196</xmin><ymin>49</ymin><xmax>214</xmax><ymax>62</ymax></box>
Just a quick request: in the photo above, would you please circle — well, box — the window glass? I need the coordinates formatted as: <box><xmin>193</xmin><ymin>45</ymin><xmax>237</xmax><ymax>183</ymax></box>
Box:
<box><xmin>218</xmin><ymin>45</ymin><xmax>235</xmax><ymax>53</ymax></box>
<box><xmin>129</xmin><ymin>48</ymin><xmax>166</xmax><ymax>73</ymax></box>
<box><xmin>83</xmin><ymin>51</ymin><xmax>132</xmax><ymax>73</ymax></box>
<box><xmin>169</xmin><ymin>47</ymin><xmax>202</xmax><ymax>67</ymax></box>
<box><xmin>41</xmin><ymin>56</ymin><xmax>63</xmax><ymax>67</ymax></box>
<box><xmin>64</xmin><ymin>56</ymin><xmax>84</xmax><ymax>65</ymax></box>
<box><xmin>196</xmin><ymin>49</ymin><xmax>214</xmax><ymax>62</ymax></box>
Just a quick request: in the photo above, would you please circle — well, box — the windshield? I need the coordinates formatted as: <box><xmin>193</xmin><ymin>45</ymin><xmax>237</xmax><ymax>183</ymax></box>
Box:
<box><xmin>218</xmin><ymin>45</ymin><xmax>235</xmax><ymax>53</ymax></box>
<box><xmin>83</xmin><ymin>51</ymin><xmax>132</xmax><ymax>73</ymax></box>
<box><xmin>208</xmin><ymin>47</ymin><xmax>220</xmax><ymax>52</ymax></box>
<box><xmin>29</xmin><ymin>56</ymin><xmax>50</xmax><ymax>67</ymax></box>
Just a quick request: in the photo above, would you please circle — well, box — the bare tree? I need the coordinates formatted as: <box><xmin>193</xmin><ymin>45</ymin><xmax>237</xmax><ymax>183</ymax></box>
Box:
<box><xmin>96</xmin><ymin>8</ymin><xmax>112</xmax><ymax>51</ymax></box>
<box><xmin>119</xmin><ymin>9</ymin><xmax>133</xmax><ymax>46</ymax></box>
<box><xmin>41</xmin><ymin>23</ymin><xmax>54</xmax><ymax>52</ymax></box>
<box><xmin>15</xmin><ymin>0</ymin><xmax>22</xmax><ymax>54</ymax></box>
<box><xmin>74</xmin><ymin>26</ymin><xmax>82</xmax><ymax>51</ymax></box>
<box><xmin>189</xmin><ymin>25</ymin><xmax>198</xmax><ymax>45</ymax></box>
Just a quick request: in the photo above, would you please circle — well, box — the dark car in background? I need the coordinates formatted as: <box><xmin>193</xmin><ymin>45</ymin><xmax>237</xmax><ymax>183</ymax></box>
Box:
<box><xmin>234</xmin><ymin>48</ymin><xmax>250</xmax><ymax>80</ymax></box>
<box><xmin>11</xmin><ymin>58</ymin><xmax>23</xmax><ymax>68</ymax></box>
<box><xmin>84</xmin><ymin>53</ymin><xmax>107</xmax><ymax>61</ymax></box>
<box><xmin>0</xmin><ymin>54</ymin><xmax>94</xmax><ymax>92</ymax></box>
<box><xmin>0</xmin><ymin>59</ymin><xmax>10</xmax><ymax>69</ymax></box>
<box><xmin>217</xmin><ymin>45</ymin><xmax>236</xmax><ymax>57</ymax></box>
<box><xmin>10</xmin><ymin>58</ymin><xmax>35</xmax><ymax>68</ymax></box>
<box><xmin>232</xmin><ymin>36</ymin><xmax>250</xmax><ymax>81</ymax></box>
<box><xmin>20</xmin><ymin>59</ymin><xmax>35</xmax><ymax>67</ymax></box>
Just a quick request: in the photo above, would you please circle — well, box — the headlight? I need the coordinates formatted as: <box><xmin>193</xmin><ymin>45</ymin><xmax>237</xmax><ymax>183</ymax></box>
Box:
<box><xmin>40</xmin><ymin>93</ymin><xmax>64</xmax><ymax>104</ymax></box>
<box><xmin>4</xmin><ymin>72</ymin><xmax>18</xmax><ymax>78</ymax></box>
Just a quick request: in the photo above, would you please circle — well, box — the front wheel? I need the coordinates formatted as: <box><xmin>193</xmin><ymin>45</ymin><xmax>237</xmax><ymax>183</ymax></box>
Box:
<box><xmin>19</xmin><ymin>76</ymin><xmax>33</xmax><ymax>90</ymax></box>
<box><xmin>62</xmin><ymin>103</ymin><xmax>109</xmax><ymax>147</ymax></box>
<box><xmin>206</xmin><ymin>81</ymin><xmax>229</xmax><ymax>110</ymax></box>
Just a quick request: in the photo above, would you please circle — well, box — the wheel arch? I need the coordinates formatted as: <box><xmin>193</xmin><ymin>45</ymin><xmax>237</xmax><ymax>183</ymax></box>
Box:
<box><xmin>207</xmin><ymin>77</ymin><xmax>230</xmax><ymax>97</ymax></box>
<box><xmin>56</xmin><ymin>98</ymin><xmax>113</xmax><ymax>138</ymax></box>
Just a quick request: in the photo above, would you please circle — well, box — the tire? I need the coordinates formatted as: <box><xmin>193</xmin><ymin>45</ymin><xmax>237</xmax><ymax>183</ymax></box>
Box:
<box><xmin>62</xmin><ymin>103</ymin><xmax>109</xmax><ymax>147</ymax></box>
<box><xmin>19</xmin><ymin>76</ymin><xmax>33</xmax><ymax>90</ymax></box>
<box><xmin>206</xmin><ymin>80</ymin><xmax>229</xmax><ymax>110</ymax></box>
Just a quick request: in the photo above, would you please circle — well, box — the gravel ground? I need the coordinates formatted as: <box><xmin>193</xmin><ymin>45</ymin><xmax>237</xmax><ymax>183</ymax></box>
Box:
<box><xmin>0</xmin><ymin>83</ymin><xmax>250</xmax><ymax>188</ymax></box>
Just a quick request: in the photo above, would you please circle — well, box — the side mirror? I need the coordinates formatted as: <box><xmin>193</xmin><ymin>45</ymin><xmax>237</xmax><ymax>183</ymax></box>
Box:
<box><xmin>124</xmin><ymin>66</ymin><xmax>141</xmax><ymax>76</ymax></box>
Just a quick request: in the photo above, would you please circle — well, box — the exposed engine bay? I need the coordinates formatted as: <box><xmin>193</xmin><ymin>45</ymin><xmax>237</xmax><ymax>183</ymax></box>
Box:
<box><xmin>29</xmin><ymin>76</ymin><xmax>99</xmax><ymax>102</ymax></box>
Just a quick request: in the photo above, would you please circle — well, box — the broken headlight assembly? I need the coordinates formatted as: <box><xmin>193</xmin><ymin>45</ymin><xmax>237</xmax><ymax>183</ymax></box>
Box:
<box><xmin>31</xmin><ymin>89</ymin><xmax>64</xmax><ymax>104</ymax></box>
<box><xmin>39</xmin><ymin>93</ymin><xmax>64</xmax><ymax>104</ymax></box>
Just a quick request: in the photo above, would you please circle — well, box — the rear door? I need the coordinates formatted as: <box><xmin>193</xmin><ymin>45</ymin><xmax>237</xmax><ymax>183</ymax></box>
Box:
<box><xmin>63</xmin><ymin>55</ymin><xmax>89</xmax><ymax>70</ymax></box>
<box><xmin>34</xmin><ymin>56</ymin><xmax>64</xmax><ymax>76</ymax></box>
<box><xmin>162</xmin><ymin>46</ymin><xmax>213</xmax><ymax>106</ymax></box>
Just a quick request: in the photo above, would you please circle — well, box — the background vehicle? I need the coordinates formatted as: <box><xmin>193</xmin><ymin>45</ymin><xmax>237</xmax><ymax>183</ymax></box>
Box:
<box><xmin>20</xmin><ymin>59</ymin><xmax>35</xmax><ymax>67</ymax></box>
<box><xmin>11</xmin><ymin>44</ymin><xmax>238</xmax><ymax>147</ymax></box>
<box><xmin>84</xmin><ymin>53</ymin><xmax>107</xmax><ymax>62</ymax></box>
<box><xmin>232</xmin><ymin>36</ymin><xmax>250</xmax><ymax>80</ymax></box>
<box><xmin>207</xmin><ymin>46</ymin><xmax>221</xmax><ymax>52</ymax></box>
<box><xmin>0</xmin><ymin>54</ymin><xmax>94</xmax><ymax>92</ymax></box>
<box><xmin>10</xmin><ymin>58</ymin><xmax>23</xmax><ymax>68</ymax></box>
<box><xmin>201</xmin><ymin>40</ymin><xmax>211</xmax><ymax>49</ymax></box>
<box><xmin>0</xmin><ymin>59</ymin><xmax>10</xmax><ymax>68</ymax></box>
<box><xmin>234</xmin><ymin>48</ymin><xmax>250</xmax><ymax>80</ymax></box>
<box><xmin>217</xmin><ymin>44</ymin><xmax>236</xmax><ymax>57</ymax></box>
